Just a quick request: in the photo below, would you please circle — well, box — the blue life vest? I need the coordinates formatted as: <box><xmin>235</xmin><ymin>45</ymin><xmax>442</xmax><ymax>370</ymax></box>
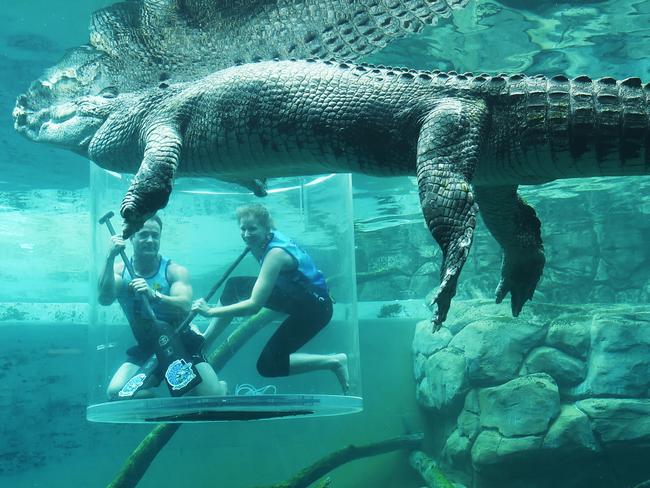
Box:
<box><xmin>118</xmin><ymin>256</ymin><xmax>182</xmax><ymax>325</ymax></box>
<box><xmin>260</xmin><ymin>231</ymin><xmax>328</xmax><ymax>296</ymax></box>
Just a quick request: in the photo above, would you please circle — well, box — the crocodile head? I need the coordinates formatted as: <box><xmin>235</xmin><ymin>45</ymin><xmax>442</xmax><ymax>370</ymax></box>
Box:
<box><xmin>12</xmin><ymin>44</ymin><xmax>119</xmax><ymax>150</ymax></box>
<box><xmin>13</xmin><ymin>85</ymin><xmax>116</xmax><ymax>157</ymax></box>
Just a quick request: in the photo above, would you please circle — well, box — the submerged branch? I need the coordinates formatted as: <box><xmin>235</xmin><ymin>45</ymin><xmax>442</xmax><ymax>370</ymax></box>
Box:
<box><xmin>355</xmin><ymin>267</ymin><xmax>410</xmax><ymax>284</ymax></box>
<box><xmin>208</xmin><ymin>310</ymin><xmax>284</xmax><ymax>371</ymax></box>
<box><xmin>632</xmin><ymin>481</ymin><xmax>650</xmax><ymax>488</ymax></box>
<box><xmin>106</xmin><ymin>308</ymin><xmax>279</xmax><ymax>488</ymax></box>
<box><xmin>259</xmin><ymin>433</ymin><xmax>424</xmax><ymax>488</ymax></box>
<box><xmin>312</xmin><ymin>478</ymin><xmax>332</xmax><ymax>488</ymax></box>
<box><xmin>409</xmin><ymin>451</ymin><xmax>456</xmax><ymax>488</ymax></box>
<box><xmin>107</xmin><ymin>424</ymin><xmax>180</xmax><ymax>488</ymax></box>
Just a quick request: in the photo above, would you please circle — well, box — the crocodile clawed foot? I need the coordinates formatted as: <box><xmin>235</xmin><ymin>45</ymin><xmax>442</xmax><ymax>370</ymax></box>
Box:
<box><xmin>429</xmin><ymin>271</ymin><xmax>459</xmax><ymax>333</ymax></box>
<box><xmin>431</xmin><ymin>303</ymin><xmax>447</xmax><ymax>333</ymax></box>
<box><xmin>120</xmin><ymin>193</ymin><xmax>158</xmax><ymax>238</ymax></box>
<box><xmin>495</xmin><ymin>250</ymin><xmax>545</xmax><ymax>317</ymax></box>
<box><xmin>120</xmin><ymin>204</ymin><xmax>149</xmax><ymax>238</ymax></box>
<box><xmin>120</xmin><ymin>177</ymin><xmax>172</xmax><ymax>237</ymax></box>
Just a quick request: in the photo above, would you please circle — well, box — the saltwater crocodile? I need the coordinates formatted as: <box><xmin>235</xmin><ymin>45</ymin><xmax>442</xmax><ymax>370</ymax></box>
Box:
<box><xmin>13</xmin><ymin>59</ymin><xmax>650</xmax><ymax>327</ymax></box>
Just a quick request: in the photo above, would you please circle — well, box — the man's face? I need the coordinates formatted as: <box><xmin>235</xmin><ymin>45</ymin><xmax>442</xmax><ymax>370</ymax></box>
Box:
<box><xmin>131</xmin><ymin>219</ymin><xmax>161</xmax><ymax>258</ymax></box>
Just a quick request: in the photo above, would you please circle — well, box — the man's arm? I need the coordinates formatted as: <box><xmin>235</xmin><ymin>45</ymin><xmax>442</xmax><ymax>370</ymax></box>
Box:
<box><xmin>158</xmin><ymin>263</ymin><xmax>192</xmax><ymax>313</ymax></box>
<box><xmin>194</xmin><ymin>248</ymin><xmax>290</xmax><ymax>318</ymax></box>
<box><xmin>97</xmin><ymin>237</ymin><xmax>125</xmax><ymax>305</ymax></box>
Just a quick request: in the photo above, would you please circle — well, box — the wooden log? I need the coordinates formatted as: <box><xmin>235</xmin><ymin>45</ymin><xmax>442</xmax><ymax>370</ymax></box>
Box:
<box><xmin>409</xmin><ymin>451</ymin><xmax>455</xmax><ymax>488</ymax></box>
<box><xmin>312</xmin><ymin>478</ymin><xmax>332</xmax><ymax>488</ymax></box>
<box><xmin>208</xmin><ymin>310</ymin><xmax>284</xmax><ymax>370</ymax></box>
<box><xmin>106</xmin><ymin>308</ymin><xmax>280</xmax><ymax>488</ymax></box>
<box><xmin>107</xmin><ymin>424</ymin><xmax>180</xmax><ymax>488</ymax></box>
<box><xmin>259</xmin><ymin>433</ymin><xmax>424</xmax><ymax>488</ymax></box>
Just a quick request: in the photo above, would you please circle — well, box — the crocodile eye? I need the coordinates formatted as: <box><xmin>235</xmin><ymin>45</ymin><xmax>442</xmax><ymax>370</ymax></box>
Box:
<box><xmin>78</xmin><ymin>100</ymin><xmax>96</xmax><ymax>112</ymax></box>
<box><xmin>99</xmin><ymin>86</ymin><xmax>118</xmax><ymax>99</ymax></box>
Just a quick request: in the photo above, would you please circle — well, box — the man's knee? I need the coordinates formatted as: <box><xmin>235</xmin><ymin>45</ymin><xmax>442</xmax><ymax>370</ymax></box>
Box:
<box><xmin>106</xmin><ymin>362</ymin><xmax>139</xmax><ymax>399</ymax></box>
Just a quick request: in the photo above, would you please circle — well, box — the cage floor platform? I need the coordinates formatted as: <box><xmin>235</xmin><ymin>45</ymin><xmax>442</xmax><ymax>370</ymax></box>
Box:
<box><xmin>87</xmin><ymin>394</ymin><xmax>363</xmax><ymax>423</ymax></box>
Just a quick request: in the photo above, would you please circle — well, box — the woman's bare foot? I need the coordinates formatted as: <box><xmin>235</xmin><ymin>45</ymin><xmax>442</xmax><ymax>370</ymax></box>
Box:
<box><xmin>331</xmin><ymin>353</ymin><xmax>349</xmax><ymax>394</ymax></box>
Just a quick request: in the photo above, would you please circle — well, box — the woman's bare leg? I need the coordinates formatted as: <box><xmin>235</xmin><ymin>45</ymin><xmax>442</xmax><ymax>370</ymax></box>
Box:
<box><xmin>289</xmin><ymin>352</ymin><xmax>349</xmax><ymax>393</ymax></box>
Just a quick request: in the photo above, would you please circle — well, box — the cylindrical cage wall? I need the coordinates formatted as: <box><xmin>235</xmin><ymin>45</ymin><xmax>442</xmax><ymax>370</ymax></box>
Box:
<box><xmin>87</xmin><ymin>167</ymin><xmax>362</xmax><ymax>423</ymax></box>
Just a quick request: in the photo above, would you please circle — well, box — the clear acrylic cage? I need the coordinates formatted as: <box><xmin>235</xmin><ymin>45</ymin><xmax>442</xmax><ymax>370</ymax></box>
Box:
<box><xmin>87</xmin><ymin>165</ymin><xmax>362</xmax><ymax>423</ymax></box>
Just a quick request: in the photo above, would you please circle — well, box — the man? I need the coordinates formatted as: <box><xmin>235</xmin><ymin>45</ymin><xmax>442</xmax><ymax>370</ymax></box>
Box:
<box><xmin>98</xmin><ymin>214</ymin><xmax>226</xmax><ymax>399</ymax></box>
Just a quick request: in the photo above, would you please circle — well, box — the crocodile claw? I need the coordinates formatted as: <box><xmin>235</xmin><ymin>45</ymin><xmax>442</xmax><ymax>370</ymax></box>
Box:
<box><xmin>431</xmin><ymin>296</ymin><xmax>449</xmax><ymax>332</ymax></box>
<box><xmin>120</xmin><ymin>171</ymin><xmax>173</xmax><ymax>238</ymax></box>
<box><xmin>120</xmin><ymin>204</ymin><xmax>149</xmax><ymax>238</ymax></box>
<box><xmin>495</xmin><ymin>279</ymin><xmax>533</xmax><ymax>316</ymax></box>
<box><xmin>432</xmin><ymin>312</ymin><xmax>445</xmax><ymax>333</ymax></box>
<box><xmin>429</xmin><ymin>274</ymin><xmax>458</xmax><ymax>333</ymax></box>
<box><xmin>495</xmin><ymin>250</ymin><xmax>545</xmax><ymax>316</ymax></box>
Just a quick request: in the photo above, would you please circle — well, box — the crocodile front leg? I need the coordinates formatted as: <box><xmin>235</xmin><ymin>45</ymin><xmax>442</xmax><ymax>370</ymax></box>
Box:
<box><xmin>220</xmin><ymin>176</ymin><xmax>268</xmax><ymax>197</ymax></box>
<box><xmin>474</xmin><ymin>185</ymin><xmax>545</xmax><ymax>316</ymax></box>
<box><xmin>121</xmin><ymin>124</ymin><xmax>182</xmax><ymax>237</ymax></box>
<box><xmin>416</xmin><ymin>98</ymin><xmax>487</xmax><ymax>330</ymax></box>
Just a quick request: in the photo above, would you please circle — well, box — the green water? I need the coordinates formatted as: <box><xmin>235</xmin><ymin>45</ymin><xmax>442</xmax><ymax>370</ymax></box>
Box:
<box><xmin>0</xmin><ymin>319</ymin><xmax>421</xmax><ymax>487</ymax></box>
<box><xmin>2</xmin><ymin>1</ymin><xmax>650</xmax><ymax>487</ymax></box>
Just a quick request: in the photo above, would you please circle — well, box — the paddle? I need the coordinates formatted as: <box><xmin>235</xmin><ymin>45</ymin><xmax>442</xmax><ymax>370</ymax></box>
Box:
<box><xmin>173</xmin><ymin>246</ymin><xmax>250</xmax><ymax>335</ymax></box>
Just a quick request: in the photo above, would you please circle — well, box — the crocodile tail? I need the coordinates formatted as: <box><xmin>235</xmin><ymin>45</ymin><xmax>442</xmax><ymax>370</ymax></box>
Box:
<box><xmin>500</xmin><ymin>73</ymin><xmax>650</xmax><ymax>174</ymax></box>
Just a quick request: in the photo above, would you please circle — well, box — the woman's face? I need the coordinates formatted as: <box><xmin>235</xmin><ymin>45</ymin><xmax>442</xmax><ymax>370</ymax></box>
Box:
<box><xmin>239</xmin><ymin>215</ymin><xmax>269</xmax><ymax>249</ymax></box>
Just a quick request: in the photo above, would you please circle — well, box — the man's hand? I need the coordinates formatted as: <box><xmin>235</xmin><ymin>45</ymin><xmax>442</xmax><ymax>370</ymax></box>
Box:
<box><xmin>130</xmin><ymin>278</ymin><xmax>155</xmax><ymax>300</ymax></box>
<box><xmin>107</xmin><ymin>235</ymin><xmax>126</xmax><ymax>259</ymax></box>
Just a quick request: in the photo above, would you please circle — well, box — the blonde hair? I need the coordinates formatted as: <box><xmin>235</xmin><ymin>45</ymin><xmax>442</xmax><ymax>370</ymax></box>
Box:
<box><xmin>236</xmin><ymin>204</ymin><xmax>275</xmax><ymax>231</ymax></box>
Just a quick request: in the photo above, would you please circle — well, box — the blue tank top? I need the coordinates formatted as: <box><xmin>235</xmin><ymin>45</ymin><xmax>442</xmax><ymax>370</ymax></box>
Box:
<box><xmin>260</xmin><ymin>231</ymin><xmax>328</xmax><ymax>295</ymax></box>
<box><xmin>118</xmin><ymin>256</ymin><xmax>182</xmax><ymax>325</ymax></box>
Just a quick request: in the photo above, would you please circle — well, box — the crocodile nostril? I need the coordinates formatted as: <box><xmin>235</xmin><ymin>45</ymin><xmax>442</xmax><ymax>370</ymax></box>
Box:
<box><xmin>28</xmin><ymin>80</ymin><xmax>51</xmax><ymax>98</ymax></box>
<box><xmin>16</xmin><ymin>94</ymin><xmax>28</xmax><ymax>108</ymax></box>
<box><xmin>14</xmin><ymin>112</ymin><xmax>27</xmax><ymax>127</ymax></box>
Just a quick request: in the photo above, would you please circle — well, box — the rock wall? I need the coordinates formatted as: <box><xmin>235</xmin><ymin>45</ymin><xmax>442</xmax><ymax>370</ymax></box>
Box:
<box><xmin>412</xmin><ymin>301</ymin><xmax>650</xmax><ymax>488</ymax></box>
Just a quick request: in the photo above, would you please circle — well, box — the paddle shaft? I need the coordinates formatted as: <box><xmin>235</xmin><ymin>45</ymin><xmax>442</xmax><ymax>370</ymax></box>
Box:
<box><xmin>174</xmin><ymin>247</ymin><xmax>250</xmax><ymax>334</ymax></box>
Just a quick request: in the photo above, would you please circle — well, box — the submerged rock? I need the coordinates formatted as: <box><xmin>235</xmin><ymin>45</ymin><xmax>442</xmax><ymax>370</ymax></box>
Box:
<box><xmin>522</xmin><ymin>346</ymin><xmax>587</xmax><ymax>386</ymax></box>
<box><xmin>413</xmin><ymin>301</ymin><xmax>650</xmax><ymax>488</ymax></box>
<box><xmin>478</xmin><ymin>373</ymin><xmax>560</xmax><ymax>437</ymax></box>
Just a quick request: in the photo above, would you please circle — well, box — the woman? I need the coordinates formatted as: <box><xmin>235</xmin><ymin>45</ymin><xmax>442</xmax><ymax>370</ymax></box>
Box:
<box><xmin>192</xmin><ymin>204</ymin><xmax>349</xmax><ymax>393</ymax></box>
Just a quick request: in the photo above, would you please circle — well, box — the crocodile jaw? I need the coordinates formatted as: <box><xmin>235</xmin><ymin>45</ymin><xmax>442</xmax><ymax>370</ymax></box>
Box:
<box><xmin>13</xmin><ymin>95</ymin><xmax>108</xmax><ymax>155</ymax></box>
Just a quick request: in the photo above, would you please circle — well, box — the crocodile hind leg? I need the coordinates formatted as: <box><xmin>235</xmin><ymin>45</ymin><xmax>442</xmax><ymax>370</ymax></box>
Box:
<box><xmin>474</xmin><ymin>185</ymin><xmax>545</xmax><ymax>316</ymax></box>
<box><xmin>416</xmin><ymin>99</ymin><xmax>487</xmax><ymax>330</ymax></box>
